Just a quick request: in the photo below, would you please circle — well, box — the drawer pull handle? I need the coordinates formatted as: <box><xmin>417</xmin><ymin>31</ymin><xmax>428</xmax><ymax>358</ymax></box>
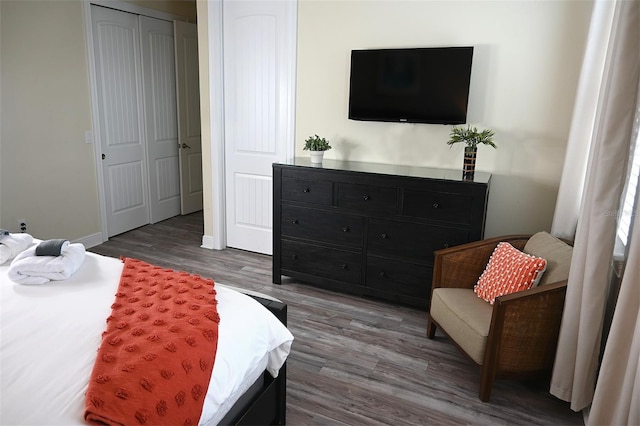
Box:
<box><xmin>291</xmin><ymin>254</ymin><xmax>298</xmax><ymax>260</ymax></box>
<box><xmin>303</xmin><ymin>188</ymin><xmax>310</xmax><ymax>193</ymax></box>
<box><xmin>379</xmin><ymin>271</ymin><xmax>386</xmax><ymax>278</ymax></box>
<box><xmin>292</xmin><ymin>219</ymin><xmax>299</xmax><ymax>224</ymax></box>
<box><xmin>342</xmin><ymin>227</ymin><xmax>350</xmax><ymax>232</ymax></box>
<box><xmin>363</xmin><ymin>195</ymin><xmax>370</xmax><ymax>201</ymax></box>
<box><xmin>381</xmin><ymin>233</ymin><xmax>388</xmax><ymax>239</ymax></box>
<box><xmin>341</xmin><ymin>264</ymin><xmax>348</xmax><ymax>270</ymax></box>
<box><xmin>433</xmin><ymin>202</ymin><xmax>439</xmax><ymax>209</ymax></box>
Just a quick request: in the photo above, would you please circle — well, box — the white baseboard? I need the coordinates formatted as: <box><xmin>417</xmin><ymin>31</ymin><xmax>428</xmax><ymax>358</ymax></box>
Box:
<box><xmin>201</xmin><ymin>234</ymin><xmax>217</xmax><ymax>250</ymax></box>
<box><xmin>76</xmin><ymin>232</ymin><xmax>217</xmax><ymax>251</ymax></box>
<box><xmin>74</xmin><ymin>232</ymin><xmax>104</xmax><ymax>249</ymax></box>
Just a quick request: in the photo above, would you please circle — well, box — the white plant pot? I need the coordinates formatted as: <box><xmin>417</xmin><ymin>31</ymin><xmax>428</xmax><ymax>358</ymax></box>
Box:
<box><xmin>309</xmin><ymin>150</ymin><xmax>325</xmax><ymax>164</ymax></box>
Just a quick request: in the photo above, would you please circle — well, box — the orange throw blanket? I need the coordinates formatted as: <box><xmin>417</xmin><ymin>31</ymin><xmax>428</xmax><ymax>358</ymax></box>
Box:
<box><xmin>85</xmin><ymin>258</ymin><xmax>220</xmax><ymax>426</ymax></box>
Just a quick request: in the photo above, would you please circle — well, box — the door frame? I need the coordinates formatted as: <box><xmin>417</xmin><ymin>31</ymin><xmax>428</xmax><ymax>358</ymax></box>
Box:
<box><xmin>83</xmin><ymin>0</ymin><xmax>190</xmax><ymax>242</ymax></box>
<box><xmin>203</xmin><ymin>0</ymin><xmax>297</xmax><ymax>251</ymax></box>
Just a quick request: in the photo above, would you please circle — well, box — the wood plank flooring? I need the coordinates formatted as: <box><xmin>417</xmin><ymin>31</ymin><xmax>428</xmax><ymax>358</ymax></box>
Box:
<box><xmin>90</xmin><ymin>212</ymin><xmax>583</xmax><ymax>426</ymax></box>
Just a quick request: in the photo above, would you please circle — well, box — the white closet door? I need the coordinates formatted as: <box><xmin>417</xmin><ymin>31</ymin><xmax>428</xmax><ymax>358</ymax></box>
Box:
<box><xmin>223</xmin><ymin>0</ymin><xmax>296</xmax><ymax>255</ymax></box>
<box><xmin>92</xmin><ymin>5</ymin><xmax>149</xmax><ymax>237</ymax></box>
<box><xmin>139</xmin><ymin>16</ymin><xmax>181</xmax><ymax>223</ymax></box>
<box><xmin>174</xmin><ymin>20</ymin><xmax>203</xmax><ymax>215</ymax></box>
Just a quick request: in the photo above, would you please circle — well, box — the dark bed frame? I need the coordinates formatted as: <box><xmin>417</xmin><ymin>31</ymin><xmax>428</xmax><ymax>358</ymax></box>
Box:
<box><xmin>217</xmin><ymin>296</ymin><xmax>288</xmax><ymax>425</ymax></box>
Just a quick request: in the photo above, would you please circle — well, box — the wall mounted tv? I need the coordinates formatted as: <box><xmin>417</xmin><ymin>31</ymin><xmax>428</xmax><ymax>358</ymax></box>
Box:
<box><xmin>348</xmin><ymin>46</ymin><xmax>474</xmax><ymax>125</ymax></box>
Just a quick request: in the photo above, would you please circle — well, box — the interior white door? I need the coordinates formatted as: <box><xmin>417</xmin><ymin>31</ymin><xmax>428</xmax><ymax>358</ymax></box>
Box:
<box><xmin>223</xmin><ymin>0</ymin><xmax>296</xmax><ymax>255</ymax></box>
<box><xmin>139</xmin><ymin>16</ymin><xmax>181</xmax><ymax>223</ymax></box>
<box><xmin>92</xmin><ymin>5</ymin><xmax>149</xmax><ymax>237</ymax></box>
<box><xmin>174</xmin><ymin>20</ymin><xmax>203</xmax><ymax>215</ymax></box>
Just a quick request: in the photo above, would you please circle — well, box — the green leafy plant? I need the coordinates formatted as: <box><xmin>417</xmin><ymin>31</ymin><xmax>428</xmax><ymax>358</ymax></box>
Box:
<box><xmin>303</xmin><ymin>134</ymin><xmax>332</xmax><ymax>151</ymax></box>
<box><xmin>447</xmin><ymin>125</ymin><xmax>497</xmax><ymax>149</ymax></box>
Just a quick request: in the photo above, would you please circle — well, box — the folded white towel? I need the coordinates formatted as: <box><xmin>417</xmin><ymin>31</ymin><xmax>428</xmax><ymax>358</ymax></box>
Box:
<box><xmin>0</xmin><ymin>233</ymin><xmax>34</xmax><ymax>265</ymax></box>
<box><xmin>8</xmin><ymin>243</ymin><xmax>86</xmax><ymax>285</ymax></box>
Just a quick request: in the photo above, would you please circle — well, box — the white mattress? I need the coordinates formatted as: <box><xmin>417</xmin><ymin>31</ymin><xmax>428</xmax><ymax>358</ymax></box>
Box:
<box><xmin>0</xmin><ymin>249</ymin><xmax>293</xmax><ymax>425</ymax></box>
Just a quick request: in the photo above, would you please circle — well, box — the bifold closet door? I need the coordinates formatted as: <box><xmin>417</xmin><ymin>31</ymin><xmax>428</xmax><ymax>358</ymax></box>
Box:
<box><xmin>139</xmin><ymin>16</ymin><xmax>181</xmax><ymax>224</ymax></box>
<box><xmin>92</xmin><ymin>6</ymin><xmax>180</xmax><ymax>237</ymax></box>
<box><xmin>174</xmin><ymin>20</ymin><xmax>203</xmax><ymax>215</ymax></box>
<box><xmin>92</xmin><ymin>5</ymin><xmax>149</xmax><ymax>237</ymax></box>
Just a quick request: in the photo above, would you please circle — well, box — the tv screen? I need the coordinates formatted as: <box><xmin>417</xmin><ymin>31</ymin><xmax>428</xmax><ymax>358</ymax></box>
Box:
<box><xmin>348</xmin><ymin>47</ymin><xmax>474</xmax><ymax>124</ymax></box>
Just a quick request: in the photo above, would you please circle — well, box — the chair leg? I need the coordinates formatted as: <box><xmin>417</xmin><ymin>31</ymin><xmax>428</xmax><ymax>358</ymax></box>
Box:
<box><xmin>426</xmin><ymin>316</ymin><xmax>437</xmax><ymax>339</ymax></box>
<box><xmin>479</xmin><ymin>365</ymin><xmax>496</xmax><ymax>402</ymax></box>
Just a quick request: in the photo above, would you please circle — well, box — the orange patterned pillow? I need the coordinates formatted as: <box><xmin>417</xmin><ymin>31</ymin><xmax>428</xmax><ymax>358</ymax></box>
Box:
<box><xmin>474</xmin><ymin>242</ymin><xmax>547</xmax><ymax>304</ymax></box>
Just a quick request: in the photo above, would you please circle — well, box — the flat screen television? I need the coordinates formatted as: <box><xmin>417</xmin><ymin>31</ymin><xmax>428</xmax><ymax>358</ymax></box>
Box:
<box><xmin>348</xmin><ymin>46</ymin><xmax>474</xmax><ymax>125</ymax></box>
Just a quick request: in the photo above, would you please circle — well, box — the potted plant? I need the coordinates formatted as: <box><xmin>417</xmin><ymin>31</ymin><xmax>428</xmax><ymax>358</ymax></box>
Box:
<box><xmin>303</xmin><ymin>134</ymin><xmax>332</xmax><ymax>164</ymax></box>
<box><xmin>447</xmin><ymin>125</ymin><xmax>497</xmax><ymax>180</ymax></box>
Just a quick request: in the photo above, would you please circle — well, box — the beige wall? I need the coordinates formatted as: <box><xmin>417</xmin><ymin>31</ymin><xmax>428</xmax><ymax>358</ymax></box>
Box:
<box><xmin>0</xmin><ymin>0</ymin><xmax>98</xmax><ymax>240</ymax></box>
<box><xmin>125</xmin><ymin>0</ymin><xmax>197</xmax><ymax>22</ymax></box>
<box><xmin>1</xmin><ymin>0</ymin><xmax>592</xmax><ymax>243</ymax></box>
<box><xmin>0</xmin><ymin>0</ymin><xmax>195</xmax><ymax>241</ymax></box>
<box><xmin>0</xmin><ymin>2</ymin><xmax>4</xmax><ymax>229</ymax></box>
<box><xmin>196</xmin><ymin>0</ymin><xmax>213</xmax><ymax>237</ymax></box>
<box><xmin>295</xmin><ymin>0</ymin><xmax>593</xmax><ymax>237</ymax></box>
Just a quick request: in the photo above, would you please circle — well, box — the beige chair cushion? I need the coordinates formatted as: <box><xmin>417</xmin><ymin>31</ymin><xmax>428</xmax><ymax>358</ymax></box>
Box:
<box><xmin>523</xmin><ymin>231</ymin><xmax>573</xmax><ymax>286</ymax></box>
<box><xmin>430</xmin><ymin>288</ymin><xmax>493</xmax><ymax>364</ymax></box>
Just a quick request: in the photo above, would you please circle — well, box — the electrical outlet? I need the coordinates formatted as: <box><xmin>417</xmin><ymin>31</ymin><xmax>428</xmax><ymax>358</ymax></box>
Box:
<box><xmin>17</xmin><ymin>219</ymin><xmax>27</xmax><ymax>233</ymax></box>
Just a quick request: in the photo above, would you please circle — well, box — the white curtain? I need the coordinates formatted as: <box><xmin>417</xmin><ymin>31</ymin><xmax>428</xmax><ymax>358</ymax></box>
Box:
<box><xmin>550</xmin><ymin>0</ymin><xmax>616</xmax><ymax>240</ymax></box>
<box><xmin>549</xmin><ymin>0</ymin><xmax>640</xmax><ymax>413</ymax></box>
<box><xmin>589</xmin><ymin>214</ymin><xmax>640</xmax><ymax>424</ymax></box>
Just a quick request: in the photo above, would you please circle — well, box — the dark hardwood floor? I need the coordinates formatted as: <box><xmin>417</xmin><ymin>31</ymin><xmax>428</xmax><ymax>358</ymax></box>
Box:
<box><xmin>90</xmin><ymin>212</ymin><xmax>583</xmax><ymax>426</ymax></box>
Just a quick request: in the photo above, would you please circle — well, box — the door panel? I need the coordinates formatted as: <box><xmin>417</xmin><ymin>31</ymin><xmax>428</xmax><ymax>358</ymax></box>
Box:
<box><xmin>92</xmin><ymin>5</ymin><xmax>149</xmax><ymax>237</ymax></box>
<box><xmin>108</xmin><ymin>161</ymin><xmax>146</xmax><ymax>213</ymax></box>
<box><xmin>223</xmin><ymin>0</ymin><xmax>296</xmax><ymax>254</ymax></box>
<box><xmin>140</xmin><ymin>16</ymin><xmax>181</xmax><ymax>223</ymax></box>
<box><xmin>174</xmin><ymin>20</ymin><xmax>203</xmax><ymax>215</ymax></box>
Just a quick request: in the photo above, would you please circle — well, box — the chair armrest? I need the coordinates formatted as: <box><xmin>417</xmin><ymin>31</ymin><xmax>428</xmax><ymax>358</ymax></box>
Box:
<box><xmin>431</xmin><ymin>235</ymin><xmax>531</xmax><ymax>291</ymax></box>
<box><xmin>484</xmin><ymin>280</ymin><xmax>568</xmax><ymax>376</ymax></box>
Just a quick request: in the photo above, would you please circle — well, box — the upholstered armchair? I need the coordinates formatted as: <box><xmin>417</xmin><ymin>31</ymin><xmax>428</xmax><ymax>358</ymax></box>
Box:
<box><xmin>426</xmin><ymin>232</ymin><xmax>573</xmax><ymax>402</ymax></box>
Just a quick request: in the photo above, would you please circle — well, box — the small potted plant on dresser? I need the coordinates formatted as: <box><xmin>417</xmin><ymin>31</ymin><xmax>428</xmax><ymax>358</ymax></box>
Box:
<box><xmin>303</xmin><ymin>134</ymin><xmax>331</xmax><ymax>164</ymax></box>
<box><xmin>447</xmin><ymin>125</ymin><xmax>497</xmax><ymax>180</ymax></box>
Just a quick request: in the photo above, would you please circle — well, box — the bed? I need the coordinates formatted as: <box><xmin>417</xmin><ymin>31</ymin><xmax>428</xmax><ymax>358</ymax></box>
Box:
<box><xmin>0</xmin><ymin>244</ymin><xmax>293</xmax><ymax>425</ymax></box>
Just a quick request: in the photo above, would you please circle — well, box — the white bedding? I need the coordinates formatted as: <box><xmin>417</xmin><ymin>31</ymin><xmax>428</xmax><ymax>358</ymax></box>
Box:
<box><xmin>0</xmin><ymin>249</ymin><xmax>293</xmax><ymax>425</ymax></box>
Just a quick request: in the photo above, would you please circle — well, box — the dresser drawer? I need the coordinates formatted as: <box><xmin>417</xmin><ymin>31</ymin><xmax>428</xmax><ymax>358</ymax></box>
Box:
<box><xmin>281</xmin><ymin>205</ymin><xmax>363</xmax><ymax>247</ymax></box>
<box><xmin>281</xmin><ymin>175</ymin><xmax>333</xmax><ymax>206</ymax></box>
<box><xmin>402</xmin><ymin>189</ymin><xmax>473</xmax><ymax>224</ymax></box>
<box><xmin>367</xmin><ymin>218</ymin><xmax>469</xmax><ymax>262</ymax></box>
<box><xmin>366</xmin><ymin>256</ymin><xmax>432</xmax><ymax>299</ymax></box>
<box><xmin>281</xmin><ymin>240</ymin><xmax>362</xmax><ymax>284</ymax></box>
<box><xmin>337</xmin><ymin>183</ymin><xmax>398</xmax><ymax>214</ymax></box>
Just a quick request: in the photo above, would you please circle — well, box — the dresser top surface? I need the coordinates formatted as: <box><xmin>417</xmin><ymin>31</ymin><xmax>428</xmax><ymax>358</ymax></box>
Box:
<box><xmin>278</xmin><ymin>157</ymin><xmax>491</xmax><ymax>184</ymax></box>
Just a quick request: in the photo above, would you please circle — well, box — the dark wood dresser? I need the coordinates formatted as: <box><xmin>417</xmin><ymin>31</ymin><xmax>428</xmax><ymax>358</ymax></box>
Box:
<box><xmin>272</xmin><ymin>158</ymin><xmax>491</xmax><ymax>308</ymax></box>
